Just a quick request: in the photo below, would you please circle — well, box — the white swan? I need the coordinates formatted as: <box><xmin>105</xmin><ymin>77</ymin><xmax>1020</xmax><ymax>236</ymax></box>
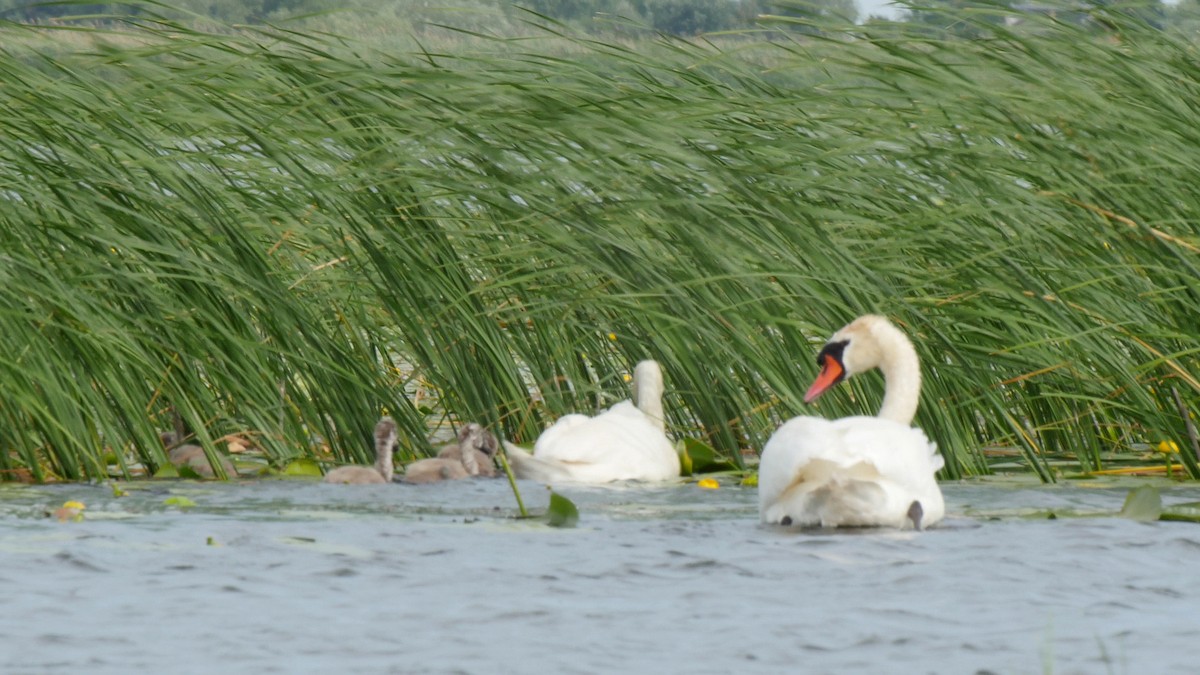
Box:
<box><xmin>505</xmin><ymin>360</ymin><xmax>681</xmax><ymax>483</ymax></box>
<box><xmin>324</xmin><ymin>417</ymin><xmax>397</xmax><ymax>484</ymax></box>
<box><xmin>758</xmin><ymin>315</ymin><xmax>945</xmax><ymax>530</ymax></box>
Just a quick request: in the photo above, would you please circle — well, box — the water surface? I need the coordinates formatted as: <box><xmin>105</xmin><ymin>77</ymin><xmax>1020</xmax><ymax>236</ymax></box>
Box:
<box><xmin>2</xmin><ymin>478</ymin><xmax>1197</xmax><ymax>674</ymax></box>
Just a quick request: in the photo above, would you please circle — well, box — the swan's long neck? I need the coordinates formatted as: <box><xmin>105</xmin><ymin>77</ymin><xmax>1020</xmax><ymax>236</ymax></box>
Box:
<box><xmin>374</xmin><ymin>417</ymin><xmax>397</xmax><ymax>482</ymax></box>
<box><xmin>632</xmin><ymin>360</ymin><xmax>666</xmax><ymax>433</ymax></box>
<box><xmin>875</xmin><ymin>329</ymin><xmax>922</xmax><ymax>425</ymax></box>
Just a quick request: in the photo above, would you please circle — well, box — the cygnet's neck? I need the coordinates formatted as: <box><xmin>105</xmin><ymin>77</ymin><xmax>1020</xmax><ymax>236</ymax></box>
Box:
<box><xmin>374</xmin><ymin>418</ymin><xmax>397</xmax><ymax>482</ymax></box>
<box><xmin>459</xmin><ymin>431</ymin><xmax>481</xmax><ymax>475</ymax></box>
<box><xmin>873</xmin><ymin>327</ymin><xmax>922</xmax><ymax>425</ymax></box>
<box><xmin>632</xmin><ymin>360</ymin><xmax>666</xmax><ymax>433</ymax></box>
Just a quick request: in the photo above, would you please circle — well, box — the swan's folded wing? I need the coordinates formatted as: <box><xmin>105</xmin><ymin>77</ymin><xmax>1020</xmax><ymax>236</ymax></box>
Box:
<box><xmin>529</xmin><ymin>402</ymin><xmax>678</xmax><ymax>482</ymax></box>
<box><xmin>533</xmin><ymin>403</ymin><xmax>654</xmax><ymax>465</ymax></box>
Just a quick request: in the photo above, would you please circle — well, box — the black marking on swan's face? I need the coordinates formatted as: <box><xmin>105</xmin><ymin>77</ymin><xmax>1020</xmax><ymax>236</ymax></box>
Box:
<box><xmin>815</xmin><ymin>340</ymin><xmax>849</xmax><ymax>383</ymax></box>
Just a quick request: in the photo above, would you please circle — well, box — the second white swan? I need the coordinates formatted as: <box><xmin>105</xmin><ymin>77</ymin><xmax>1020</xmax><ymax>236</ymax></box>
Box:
<box><xmin>758</xmin><ymin>315</ymin><xmax>945</xmax><ymax>530</ymax></box>
<box><xmin>505</xmin><ymin>360</ymin><xmax>681</xmax><ymax>484</ymax></box>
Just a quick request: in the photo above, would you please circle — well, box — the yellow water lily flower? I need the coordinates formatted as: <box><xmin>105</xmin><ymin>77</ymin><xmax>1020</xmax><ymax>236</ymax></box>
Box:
<box><xmin>697</xmin><ymin>478</ymin><xmax>719</xmax><ymax>489</ymax></box>
<box><xmin>1157</xmin><ymin>440</ymin><xmax>1180</xmax><ymax>454</ymax></box>
<box><xmin>54</xmin><ymin>500</ymin><xmax>86</xmax><ymax>522</ymax></box>
<box><xmin>607</xmin><ymin>332</ymin><xmax>617</xmax><ymax>341</ymax></box>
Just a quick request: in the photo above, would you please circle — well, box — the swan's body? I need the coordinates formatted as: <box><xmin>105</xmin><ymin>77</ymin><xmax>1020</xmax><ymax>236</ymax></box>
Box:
<box><xmin>506</xmin><ymin>360</ymin><xmax>680</xmax><ymax>484</ymax></box>
<box><xmin>403</xmin><ymin>423</ymin><xmax>494</xmax><ymax>484</ymax></box>
<box><xmin>161</xmin><ymin>433</ymin><xmax>237</xmax><ymax>480</ymax></box>
<box><xmin>324</xmin><ymin>417</ymin><xmax>397</xmax><ymax>484</ymax></box>
<box><xmin>758</xmin><ymin>315</ymin><xmax>944</xmax><ymax>529</ymax></box>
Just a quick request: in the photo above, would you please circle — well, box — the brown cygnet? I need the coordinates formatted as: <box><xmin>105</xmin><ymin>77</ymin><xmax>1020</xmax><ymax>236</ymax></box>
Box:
<box><xmin>161</xmin><ymin>432</ymin><xmax>237</xmax><ymax>479</ymax></box>
<box><xmin>323</xmin><ymin>417</ymin><xmax>397</xmax><ymax>484</ymax></box>
<box><xmin>402</xmin><ymin>423</ymin><xmax>495</xmax><ymax>483</ymax></box>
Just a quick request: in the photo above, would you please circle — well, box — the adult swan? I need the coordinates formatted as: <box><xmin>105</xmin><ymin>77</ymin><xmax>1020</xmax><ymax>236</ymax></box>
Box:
<box><xmin>505</xmin><ymin>360</ymin><xmax>681</xmax><ymax>483</ymax></box>
<box><xmin>758</xmin><ymin>315</ymin><xmax>945</xmax><ymax>530</ymax></box>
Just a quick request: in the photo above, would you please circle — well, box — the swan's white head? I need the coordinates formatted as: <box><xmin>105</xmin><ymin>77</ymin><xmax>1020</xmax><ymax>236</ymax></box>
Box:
<box><xmin>803</xmin><ymin>315</ymin><xmax>921</xmax><ymax>423</ymax></box>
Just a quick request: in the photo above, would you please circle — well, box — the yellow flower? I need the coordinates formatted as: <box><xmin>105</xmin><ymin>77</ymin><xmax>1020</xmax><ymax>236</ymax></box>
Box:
<box><xmin>54</xmin><ymin>500</ymin><xmax>86</xmax><ymax>522</ymax></box>
<box><xmin>1157</xmin><ymin>440</ymin><xmax>1180</xmax><ymax>454</ymax></box>
<box><xmin>697</xmin><ymin>478</ymin><xmax>719</xmax><ymax>489</ymax></box>
<box><xmin>622</xmin><ymin>373</ymin><xmax>632</xmax><ymax>383</ymax></box>
<box><xmin>607</xmin><ymin>332</ymin><xmax>617</xmax><ymax>341</ymax></box>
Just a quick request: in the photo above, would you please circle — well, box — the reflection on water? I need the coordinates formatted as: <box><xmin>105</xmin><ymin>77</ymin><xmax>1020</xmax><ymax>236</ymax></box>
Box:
<box><xmin>2</xmin><ymin>478</ymin><xmax>1198</xmax><ymax>674</ymax></box>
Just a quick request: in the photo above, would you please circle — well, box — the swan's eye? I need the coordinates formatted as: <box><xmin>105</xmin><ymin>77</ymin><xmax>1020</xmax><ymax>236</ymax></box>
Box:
<box><xmin>814</xmin><ymin>340</ymin><xmax>848</xmax><ymax>370</ymax></box>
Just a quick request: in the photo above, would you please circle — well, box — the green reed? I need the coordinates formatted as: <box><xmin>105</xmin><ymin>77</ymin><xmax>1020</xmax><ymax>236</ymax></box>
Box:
<box><xmin>0</xmin><ymin>4</ymin><xmax>1195</xmax><ymax>482</ymax></box>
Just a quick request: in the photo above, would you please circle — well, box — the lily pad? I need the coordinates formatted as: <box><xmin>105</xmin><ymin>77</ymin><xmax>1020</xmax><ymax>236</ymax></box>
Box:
<box><xmin>164</xmin><ymin>496</ymin><xmax>197</xmax><ymax>509</ymax></box>
<box><xmin>546</xmin><ymin>491</ymin><xmax>579</xmax><ymax>528</ymax></box>
<box><xmin>1118</xmin><ymin>485</ymin><xmax>1162</xmax><ymax>522</ymax></box>
<box><xmin>177</xmin><ymin>466</ymin><xmax>203</xmax><ymax>480</ymax></box>
<box><xmin>152</xmin><ymin>464</ymin><xmax>180</xmax><ymax>479</ymax></box>
<box><xmin>1161</xmin><ymin>501</ymin><xmax>1200</xmax><ymax>524</ymax></box>
<box><xmin>676</xmin><ymin>440</ymin><xmax>693</xmax><ymax>476</ymax></box>
<box><xmin>679</xmin><ymin>437</ymin><xmax>738</xmax><ymax>475</ymax></box>
<box><xmin>282</xmin><ymin>458</ymin><xmax>324</xmax><ymax>477</ymax></box>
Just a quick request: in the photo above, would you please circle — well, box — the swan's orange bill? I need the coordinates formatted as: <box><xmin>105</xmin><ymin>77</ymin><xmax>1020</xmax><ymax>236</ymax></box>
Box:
<box><xmin>804</xmin><ymin>354</ymin><xmax>844</xmax><ymax>403</ymax></box>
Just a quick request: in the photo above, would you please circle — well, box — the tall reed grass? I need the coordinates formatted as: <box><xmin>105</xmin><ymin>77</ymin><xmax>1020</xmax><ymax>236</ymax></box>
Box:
<box><xmin>0</xmin><ymin>5</ymin><xmax>1196</xmax><ymax>481</ymax></box>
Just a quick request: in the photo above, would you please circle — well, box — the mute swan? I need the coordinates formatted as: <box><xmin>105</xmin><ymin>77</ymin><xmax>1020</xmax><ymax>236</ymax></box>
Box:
<box><xmin>160</xmin><ymin>432</ymin><xmax>237</xmax><ymax>480</ymax></box>
<box><xmin>323</xmin><ymin>417</ymin><xmax>397</xmax><ymax>484</ymax></box>
<box><xmin>505</xmin><ymin>360</ymin><xmax>681</xmax><ymax>483</ymax></box>
<box><xmin>437</xmin><ymin>424</ymin><xmax>500</xmax><ymax>478</ymax></box>
<box><xmin>403</xmin><ymin>423</ymin><xmax>492</xmax><ymax>484</ymax></box>
<box><xmin>758</xmin><ymin>315</ymin><xmax>945</xmax><ymax>530</ymax></box>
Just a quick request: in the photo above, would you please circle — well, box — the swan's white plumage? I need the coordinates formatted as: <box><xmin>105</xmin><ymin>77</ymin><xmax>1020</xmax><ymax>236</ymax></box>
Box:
<box><xmin>507</xmin><ymin>361</ymin><xmax>680</xmax><ymax>484</ymax></box>
<box><xmin>758</xmin><ymin>315</ymin><xmax>945</xmax><ymax>529</ymax></box>
<box><xmin>758</xmin><ymin>416</ymin><xmax>944</xmax><ymax>528</ymax></box>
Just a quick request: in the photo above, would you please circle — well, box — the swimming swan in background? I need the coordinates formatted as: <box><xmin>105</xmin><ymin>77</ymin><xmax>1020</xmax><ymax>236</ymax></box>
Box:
<box><xmin>758</xmin><ymin>315</ymin><xmax>945</xmax><ymax>530</ymax></box>
<box><xmin>323</xmin><ymin>417</ymin><xmax>398</xmax><ymax>484</ymax></box>
<box><xmin>505</xmin><ymin>360</ymin><xmax>681</xmax><ymax>484</ymax></box>
<box><xmin>403</xmin><ymin>423</ymin><xmax>495</xmax><ymax>484</ymax></box>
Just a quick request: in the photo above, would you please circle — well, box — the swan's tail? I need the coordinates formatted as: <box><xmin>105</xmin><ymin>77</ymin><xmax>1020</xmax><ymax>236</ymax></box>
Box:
<box><xmin>502</xmin><ymin>441</ymin><xmax>572</xmax><ymax>483</ymax></box>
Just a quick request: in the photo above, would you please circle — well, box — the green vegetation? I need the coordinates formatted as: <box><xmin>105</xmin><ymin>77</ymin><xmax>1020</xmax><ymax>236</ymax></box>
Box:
<box><xmin>0</xmin><ymin>3</ymin><xmax>1196</xmax><ymax>484</ymax></box>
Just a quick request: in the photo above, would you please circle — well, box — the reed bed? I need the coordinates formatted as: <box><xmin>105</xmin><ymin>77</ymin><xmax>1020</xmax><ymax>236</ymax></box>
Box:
<box><xmin>0</xmin><ymin>5</ymin><xmax>1196</xmax><ymax>482</ymax></box>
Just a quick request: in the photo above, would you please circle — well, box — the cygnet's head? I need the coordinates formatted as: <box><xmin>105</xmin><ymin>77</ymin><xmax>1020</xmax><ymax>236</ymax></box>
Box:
<box><xmin>456</xmin><ymin>423</ymin><xmax>499</xmax><ymax>457</ymax></box>
<box><xmin>804</xmin><ymin>315</ymin><xmax>901</xmax><ymax>402</ymax></box>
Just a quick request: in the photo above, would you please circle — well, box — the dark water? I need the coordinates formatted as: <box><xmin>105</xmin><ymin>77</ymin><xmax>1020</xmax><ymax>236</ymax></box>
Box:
<box><xmin>2</xmin><ymin>478</ymin><xmax>1198</xmax><ymax>674</ymax></box>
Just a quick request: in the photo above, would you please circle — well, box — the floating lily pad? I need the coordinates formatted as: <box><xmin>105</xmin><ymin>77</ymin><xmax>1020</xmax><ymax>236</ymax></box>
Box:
<box><xmin>153</xmin><ymin>464</ymin><xmax>180</xmax><ymax>479</ymax></box>
<box><xmin>546</xmin><ymin>491</ymin><xmax>579</xmax><ymax>528</ymax></box>
<box><xmin>164</xmin><ymin>496</ymin><xmax>196</xmax><ymax>509</ymax></box>
<box><xmin>676</xmin><ymin>440</ymin><xmax>693</xmax><ymax>476</ymax></box>
<box><xmin>177</xmin><ymin>466</ymin><xmax>203</xmax><ymax>480</ymax></box>
<box><xmin>1119</xmin><ymin>485</ymin><xmax>1162</xmax><ymax>522</ymax></box>
<box><xmin>680</xmin><ymin>437</ymin><xmax>738</xmax><ymax>475</ymax></box>
<box><xmin>282</xmin><ymin>458</ymin><xmax>324</xmax><ymax>477</ymax></box>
